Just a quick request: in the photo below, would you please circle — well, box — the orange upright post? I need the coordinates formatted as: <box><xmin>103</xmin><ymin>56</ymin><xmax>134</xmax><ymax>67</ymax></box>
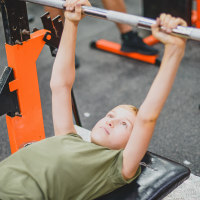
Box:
<box><xmin>197</xmin><ymin>0</ymin><xmax>200</xmax><ymax>28</ymax></box>
<box><xmin>192</xmin><ymin>0</ymin><xmax>200</xmax><ymax>28</ymax></box>
<box><xmin>5</xmin><ymin>29</ymin><xmax>47</xmax><ymax>153</ymax></box>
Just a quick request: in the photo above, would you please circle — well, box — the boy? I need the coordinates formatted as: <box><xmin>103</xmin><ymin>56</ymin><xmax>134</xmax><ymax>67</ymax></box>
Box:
<box><xmin>0</xmin><ymin>0</ymin><xmax>187</xmax><ymax>199</ymax></box>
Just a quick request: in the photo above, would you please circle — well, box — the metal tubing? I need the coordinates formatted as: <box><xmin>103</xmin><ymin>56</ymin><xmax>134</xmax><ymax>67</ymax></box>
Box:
<box><xmin>21</xmin><ymin>0</ymin><xmax>200</xmax><ymax>41</ymax></box>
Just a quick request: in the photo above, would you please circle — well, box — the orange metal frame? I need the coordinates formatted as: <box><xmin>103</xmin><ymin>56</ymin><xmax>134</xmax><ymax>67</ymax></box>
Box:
<box><xmin>192</xmin><ymin>0</ymin><xmax>200</xmax><ymax>28</ymax></box>
<box><xmin>5</xmin><ymin>29</ymin><xmax>47</xmax><ymax>153</ymax></box>
<box><xmin>92</xmin><ymin>35</ymin><xmax>159</xmax><ymax>65</ymax></box>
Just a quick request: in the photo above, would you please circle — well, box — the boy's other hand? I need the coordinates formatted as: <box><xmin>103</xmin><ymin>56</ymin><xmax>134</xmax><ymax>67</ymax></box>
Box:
<box><xmin>152</xmin><ymin>14</ymin><xmax>187</xmax><ymax>48</ymax></box>
<box><xmin>64</xmin><ymin>0</ymin><xmax>91</xmax><ymax>25</ymax></box>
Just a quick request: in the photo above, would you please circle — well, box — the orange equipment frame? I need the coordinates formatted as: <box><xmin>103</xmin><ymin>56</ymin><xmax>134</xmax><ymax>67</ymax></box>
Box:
<box><xmin>5</xmin><ymin>29</ymin><xmax>47</xmax><ymax>153</ymax></box>
<box><xmin>192</xmin><ymin>0</ymin><xmax>200</xmax><ymax>28</ymax></box>
<box><xmin>91</xmin><ymin>35</ymin><xmax>160</xmax><ymax>66</ymax></box>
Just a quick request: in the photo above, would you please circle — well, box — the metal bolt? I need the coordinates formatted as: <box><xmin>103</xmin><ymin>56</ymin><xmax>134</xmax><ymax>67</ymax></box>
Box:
<box><xmin>12</xmin><ymin>26</ymin><xmax>17</xmax><ymax>31</ymax></box>
<box><xmin>46</xmin><ymin>34</ymin><xmax>51</xmax><ymax>40</ymax></box>
<box><xmin>22</xmin><ymin>29</ymin><xmax>30</xmax><ymax>35</ymax></box>
<box><xmin>15</xmin><ymin>40</ymin><xmax>23</xmax><ymax>45</ymax></box>
<box><xmin>15</xmin><ymin>112</ymin><xmax>22</xmax><ymax>117</ymax></box>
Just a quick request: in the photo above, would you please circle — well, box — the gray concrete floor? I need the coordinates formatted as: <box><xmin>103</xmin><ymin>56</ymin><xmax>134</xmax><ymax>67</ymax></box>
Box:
<box><xmin>0</xmin><ymin>0</ymin><xmax>200</xmax><ymax>178</ymax></box>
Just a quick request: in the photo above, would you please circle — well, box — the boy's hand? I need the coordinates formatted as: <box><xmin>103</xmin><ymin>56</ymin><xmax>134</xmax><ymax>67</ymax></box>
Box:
<box><xmin>64</xmin><ymin>0</ymin><xmax>91</xmax><ymax>25</ymax></box>
<box><xmin>152</xmin><ymin>14</ymin><xmax>187</xmax><ymax>48</ymax></box>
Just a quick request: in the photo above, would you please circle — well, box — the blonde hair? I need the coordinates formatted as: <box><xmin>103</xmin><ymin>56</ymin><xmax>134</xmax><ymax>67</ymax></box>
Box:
<box><xmin>117</xmin><ymin>104</ymin><xmax>138</xmax><ymax>115</ymax></box>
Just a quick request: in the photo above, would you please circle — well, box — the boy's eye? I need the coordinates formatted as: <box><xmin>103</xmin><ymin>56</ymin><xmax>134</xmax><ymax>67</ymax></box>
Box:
<box><xmin>122</xmin><ymin>122</ymin><xmax>127</xmax><ymax>127</ymax></box>
<box><xmin>107</xmin><ymin>114</ymin><xmax>113</xmax><ymax>118</ymax></box>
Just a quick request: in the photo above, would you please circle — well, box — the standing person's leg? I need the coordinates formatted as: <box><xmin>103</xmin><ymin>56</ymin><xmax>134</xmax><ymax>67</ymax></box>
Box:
<box><xmin>102</xmin><ymin>0</ymin><xmax>158</xmax><ymax>55</ymax></box>
<box><xmin>101</xmin><ymin>0</ymin><xmax>132</xmax><ymax>33</ymax></box>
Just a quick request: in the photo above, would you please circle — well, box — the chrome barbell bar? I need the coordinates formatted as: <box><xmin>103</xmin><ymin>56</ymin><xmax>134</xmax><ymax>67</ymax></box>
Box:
<box><xmin>21</xmin><ymin>0</ymin><xmax>200</xmax><ymax>41</ymax></box>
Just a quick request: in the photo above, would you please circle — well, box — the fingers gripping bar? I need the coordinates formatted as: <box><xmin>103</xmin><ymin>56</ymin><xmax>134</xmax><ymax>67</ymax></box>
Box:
<box><xmin>21</xmin><ymin>0</ymin><xmax>200</xmax><ymax>41</ymax></box>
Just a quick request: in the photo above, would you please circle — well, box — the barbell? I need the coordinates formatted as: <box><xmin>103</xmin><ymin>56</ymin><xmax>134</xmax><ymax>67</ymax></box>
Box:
<box><xmin>21</xmin><ymin>0</ymin><xmax>200</xmax><ymax>41</ymax></box>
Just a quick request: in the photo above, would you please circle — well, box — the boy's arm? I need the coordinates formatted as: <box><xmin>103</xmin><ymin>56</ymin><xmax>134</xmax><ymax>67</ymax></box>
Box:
<box><xmin>50</xmin><ymin>20</ymin><xmax>77</xmax><ymax>136</ymax></box>
<box><xmin>122</xmin><ymin>15</ymin><xmax>187</xmax><ymax>179</ymax></box>
<box><xmin>50</xmin><ymin>1</ymin><xmax>90</xmax><ymax>136</ymax></box>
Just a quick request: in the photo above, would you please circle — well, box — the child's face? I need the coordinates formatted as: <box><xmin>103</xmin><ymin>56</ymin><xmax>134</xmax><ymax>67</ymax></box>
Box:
<box><xmin>91</xmin><ymin>106</ymin><xmax>136</xmax><ymax>149</ymax></box>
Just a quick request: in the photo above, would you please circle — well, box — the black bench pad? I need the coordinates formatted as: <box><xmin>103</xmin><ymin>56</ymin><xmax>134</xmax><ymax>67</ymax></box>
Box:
<box><xmin>96</xmin><ymin>151</ymin><xmax>190</xmax><ymax>200</ymax></box>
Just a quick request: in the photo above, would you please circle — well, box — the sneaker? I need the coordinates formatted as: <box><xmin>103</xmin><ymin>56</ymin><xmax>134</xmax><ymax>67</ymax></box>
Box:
<box><xmin>121</xmin><ymin>31</ymin><xmax>158</xmax><ymax>55</ymax></box>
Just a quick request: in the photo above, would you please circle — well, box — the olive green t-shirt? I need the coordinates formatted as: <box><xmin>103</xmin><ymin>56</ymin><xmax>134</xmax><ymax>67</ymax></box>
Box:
<box><xmin>0</xmin><ymin>133</ymin><xmax>141</xmax><ymax>200</ymax></box>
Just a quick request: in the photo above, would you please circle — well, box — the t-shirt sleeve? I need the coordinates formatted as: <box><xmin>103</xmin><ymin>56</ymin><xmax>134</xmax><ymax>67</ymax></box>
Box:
<box><xmin>67</xmin><ymin>133</ymin><xmax>83</xmax><ymax>139</ymax></box>
<box><xmin>109</xmin><ymin>150</ymin><xmax>141</xmax><ymax>187</ymax></box>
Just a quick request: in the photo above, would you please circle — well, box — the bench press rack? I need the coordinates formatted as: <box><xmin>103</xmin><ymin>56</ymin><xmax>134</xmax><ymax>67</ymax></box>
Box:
<box><xmin>0</xmin><ymin>0</ymin><xmax>191</xmax><ymax>199</ymax></box>
<box><xmin>0</xmin><ymin>0</ymin><xmax>81</xmax><ymax>153</ymax></box>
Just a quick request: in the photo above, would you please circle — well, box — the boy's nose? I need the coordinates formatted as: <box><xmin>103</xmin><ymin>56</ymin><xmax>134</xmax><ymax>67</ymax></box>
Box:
<box><xmin>106</xmin><ymin>119</ymin><xmax>114</xmax><ymax>128</ymax></box>
<box><xmin>108</xmin><ymin>122</ymin><xmax>113</xmax><ymax>127</ymax></box>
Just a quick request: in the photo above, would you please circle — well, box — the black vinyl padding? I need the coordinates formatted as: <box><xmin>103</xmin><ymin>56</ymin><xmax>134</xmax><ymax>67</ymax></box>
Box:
<box><xmin>96</xmin><ymin>151</ymin><xmax>190</xmax><ymax>200</ymax></box>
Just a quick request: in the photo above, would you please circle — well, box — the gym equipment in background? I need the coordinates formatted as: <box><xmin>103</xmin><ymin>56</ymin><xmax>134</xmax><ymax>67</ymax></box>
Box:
<box><xmin>21</xmin><ymin>0</ymin><xmax>200</xmax><ymax>66</ymax></box>
<box><xmin>192</xmin><ymin>0</ymin><xmax>200</xmax><ymax>28</ymax></box>
<box><xmin>143</xmin><ymin>0</ymin><xmax>192</xmax><ymax>26</ymax></box>
<box><xmin>21</xmin><ymin>0</ymin><xmax>200</xmax><ymax>41</ymax></box>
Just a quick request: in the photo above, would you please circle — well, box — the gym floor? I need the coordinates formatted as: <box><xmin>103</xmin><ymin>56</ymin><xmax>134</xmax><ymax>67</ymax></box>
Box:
<box><xmin>0</xmin><ymin>0</ymin><xmax>200</xmax><ymax>177</ymax></box>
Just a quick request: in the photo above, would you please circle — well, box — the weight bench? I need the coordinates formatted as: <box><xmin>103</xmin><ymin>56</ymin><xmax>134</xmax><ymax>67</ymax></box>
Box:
<box><xmin>75</xmin><ymin>126</ymin><xmax>190</xmax><ymax>200</ymax></box>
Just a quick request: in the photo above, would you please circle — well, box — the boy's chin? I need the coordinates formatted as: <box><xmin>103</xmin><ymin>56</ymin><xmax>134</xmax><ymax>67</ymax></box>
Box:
<box><xmin>91</xmin><ymin>132</ymin><xmax>108</xmax><ymax>147</ymax></box>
